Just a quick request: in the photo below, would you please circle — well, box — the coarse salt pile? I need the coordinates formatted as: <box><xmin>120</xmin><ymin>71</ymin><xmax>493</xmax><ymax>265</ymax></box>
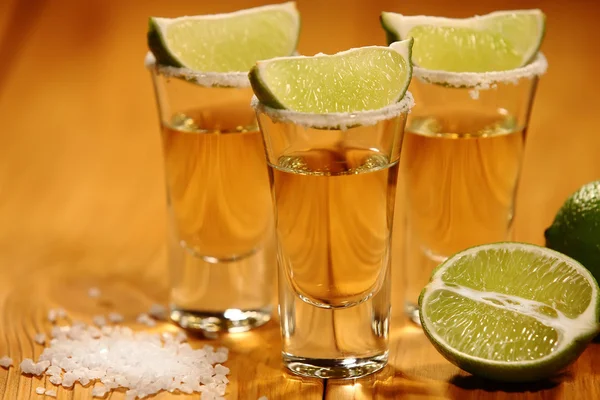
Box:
<box><xmin>20</xmin><ymin>324</ymin><xmax>229</xmax><ymax>400</ymax></box>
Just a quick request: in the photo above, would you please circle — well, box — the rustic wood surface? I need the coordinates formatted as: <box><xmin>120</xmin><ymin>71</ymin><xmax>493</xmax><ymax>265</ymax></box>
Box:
<box><xmin>1</xmin><ymin>0</ymin><xmax>599</xmax><ymax>399</ymax></box>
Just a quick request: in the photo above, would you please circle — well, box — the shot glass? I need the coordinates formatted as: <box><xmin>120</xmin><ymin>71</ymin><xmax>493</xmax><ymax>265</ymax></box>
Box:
<box><xmin>402</xmin><ymin>54</ymin><xmax>548</xmax><ymax>324</ymax></box>
<box><xmin>254</xmin><ymin>94</ymin><xmax>414</xmax><ymax>379</ymax></box>
<box><xmin>147</xmin><ymin>54</ymin><xmax>276</xmax><ymax>333</ymax></box>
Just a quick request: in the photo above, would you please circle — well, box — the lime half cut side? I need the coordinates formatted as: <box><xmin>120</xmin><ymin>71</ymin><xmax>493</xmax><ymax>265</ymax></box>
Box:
<box><xmin>249</xmin><ymin>39</ymin><xmax>413</xmax><ymax>113</ymax></box>
<box><xmin>381</xmin><ymin>10</ymin><xmax>545</xmax><ymax>72</ymax></box>
<box><xmin>148</xmin><ymin>2</ymin><xmax>300</xmax><ymax>72</ymax></box>
<box><xmin>419</xmin><ymin>242</ymin><xmax>600</xmax><ymax>382</ymax></box>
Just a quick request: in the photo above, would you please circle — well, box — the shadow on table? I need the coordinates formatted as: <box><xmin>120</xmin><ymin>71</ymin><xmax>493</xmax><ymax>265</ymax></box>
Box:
<box><xmin>362</xmin><ymin>362</ymin><xmax>569</xmax><ymax>400</ymax></box>
<box><xmin>449</xmin><ymin>372</ymin><xmax>568</xmax><ymax>393</ymax></box>
<box><xmin>325</xmin><ymin>365</ymin><xmax>449</xmax><ymax>399</ymax></box>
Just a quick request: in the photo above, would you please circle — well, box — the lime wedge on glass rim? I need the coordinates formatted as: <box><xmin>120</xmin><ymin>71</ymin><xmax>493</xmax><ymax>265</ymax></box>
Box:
<box><xmin>419</xmin><ymin>242</ymin><xmax>600</xmax><ymax>382</ymax></box>
<box><xmin>249</xmin><ymin>39</ymin><xmax>413</xmax><ymax>113</ymax></box>
<box><xmin>381</xmin><ymin>10</ymin><xmax>545</xmax><ymax>72</ymax></box>
<box><xmin>147</xmin><ymin>2</ymin><xmax>300</xmax><ymax>72</ymax></box>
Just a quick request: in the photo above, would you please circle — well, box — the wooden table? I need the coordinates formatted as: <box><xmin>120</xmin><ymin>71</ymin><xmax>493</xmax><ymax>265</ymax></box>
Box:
<box><xmin>1</xmin><ymin>0</ymin><xmax>599</xmax><ymax>398</ymax></box>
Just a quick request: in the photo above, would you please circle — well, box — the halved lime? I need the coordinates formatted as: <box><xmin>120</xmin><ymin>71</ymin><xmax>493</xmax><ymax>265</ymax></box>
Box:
<box><xmin>381</xmin><ymin>10</ymin><xmax>545</xmax><ymax>72</ymax></box>
<box><xmin>148</xmin><ymin>2</ymin><xmax>300</xmax><ymax>72</ymax></box>
<box><xmin>249</xmin><ymin>39</ymin><xmax>413</xmax><ymax>113</ymax></box>
<box><xmin>419</xmin><ymin>242</ymin><xmax>599</xmax><ymax>382</ymax></box>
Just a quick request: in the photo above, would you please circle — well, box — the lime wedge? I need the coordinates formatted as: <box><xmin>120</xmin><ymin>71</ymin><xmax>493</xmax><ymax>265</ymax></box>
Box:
<box><xmin>249</xmin><ymin>39</ymin><xmax>413</xmax><ymax>113</ymax></box>
<box><xmin>148</xmin><ymin>2</ymin><xmax>300</xmax><ymax>72</ymax></box>
<box><xmin>419</xmin><ymin>242</ymin><xmax>600</xmax><ymax>382</ymax></box>
<box><xmin>381</xmin><ymin>10</ymin><xmax>545</xmax><ymax>72</ymax></box>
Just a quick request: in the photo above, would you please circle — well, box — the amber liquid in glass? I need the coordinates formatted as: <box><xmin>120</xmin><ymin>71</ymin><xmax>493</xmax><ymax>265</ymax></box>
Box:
<box><xmin>162</xmin><ymin>105</ymin><xmax>272</xmax><ymax>261</ymax></box>
<box><xmin>402</xmin><ymin>109</ymin><xmax>526</xmax><ymax>312</ymax></box>
<box><xmin>270</xmin><ymin>146</ymin><xmax>397</xmax><ymax>363</ymax></box>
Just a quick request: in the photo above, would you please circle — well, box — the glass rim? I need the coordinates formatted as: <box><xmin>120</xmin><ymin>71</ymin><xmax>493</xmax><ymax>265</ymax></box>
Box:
<box><xmin>252</xmin><ymin>92</ymin><xmax>414</xmax><ymax>130</ymax></box>
<box><xmin>144</xmin><ymin>52</ymin><xmax>251</xmax><ymax>88</ymax></box>
<box><xmin>413</xmin><ymin>53</ymin><xmax>548</xmax><ymax>89</ymax></box>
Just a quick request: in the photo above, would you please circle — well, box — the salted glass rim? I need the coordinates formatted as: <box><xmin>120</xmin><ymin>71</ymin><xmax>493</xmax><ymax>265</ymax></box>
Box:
<box><xmin>144</xmin><ymin>52</ymin><xmax>251</xmax><ymax>88</ymax></box>
<box><xmin>412</xmin><ymin>53</ymin><xmax>548</xmax><ymax>89</ymax></box>
<box><xmin>251</xmin><ymin>92</ymin><xmax>414</xmax><ymax>130</ymax></box>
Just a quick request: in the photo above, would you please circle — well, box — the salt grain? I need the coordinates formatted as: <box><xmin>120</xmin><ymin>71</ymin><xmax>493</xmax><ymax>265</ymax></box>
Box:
<box><xmin>148</xmin><ymin>303</ymin><xmax>167</xmax><ymax>320</ymax></box>
<box><xmin>0</xmin><ymin>356</ymin><xmax>12</xmax><ymax>368</ymax></box>
<box><xmin>92</xmin><ymin>315</ymin><xmax>106</xmax><ymax>327</ymax></box>
<box><xmin>35</xmin><ymin>387</ymin><xmax>45</xmax><ymax>395</ymax></box>
<box><xmin>107</xmin><ymin>312</ymin><xmax>124</xmax><ymax>323</ymax></box>
<box><xmin>62</xmin><ymin>371</ymin><xmax>76</xmax><ymax>387</ymax></box>
<box><xmin>468</xmin><ymin>89</ymin><xmax>480</xmax><ymax>100</ymax></box>
<box><xmin>136</xmin><ymin>313</ymin><xmax>156</xmax><ymax>327</ymax></box>
<box><xmin>175</xmin><ymin>331</ymin><xmax>187</xmax><ymax>343</ymax></box>
<box><xmin>34</xmin><ymin>333</ymin><xmax>46</xmax><ymax>345</ymax></box>
<box><xmin>48</xmin><ymin>376</ymin><xmax>62</xmax><ymax>386</ymax></box>
<box><xmin>92</xmin><ymin>384</ymin><xmax>108</xmax><ymax>398</ymax></box>
<box><xmin>20</xmin><ymin>359</ymin><xmax>50</xmax><ymax>376</ymax></box>
<box><xmin>214</xmin><ymin>364</ymin><xmax>230</xmax><ymax>375</ymax></box>
<box><xmin>71</xmin><ymin>320</ymin><xmax>85</xmax><ymax>328</ymax></box>
<box><xmin>47</xmin><ymin>309</ymin><xmax>57</xmax><ymax>323</ymax></box>
<box><xmin>46</xmin><ymin>365</ymin><xmax>61</xmax><ymax>376</ymax></box>
<box><xmin>88</xmin><ymin>287</ymin><xmax>101</xmax><ymax>298</ymax></box>
<box><xmin>45</xmin><ymin>389</ymin><xmax>57</xmax><ymax>398</ymax></box>
<box><xmin>48</xmin><ymin>308</ymin><xmax>67</xmax><ymax>323</ymax></box>
<box><xmin>88</xmin><ymin>326</ymin><xmax>102</xmax><ymax>338</ymax></box>
<box><xmin>258</xmin><ymin>397</ymin><xmax>269</xmax><ymax>400</ymax></box>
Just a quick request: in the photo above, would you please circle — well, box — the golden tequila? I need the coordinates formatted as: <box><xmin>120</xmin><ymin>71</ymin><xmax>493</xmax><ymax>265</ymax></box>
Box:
<box><xmin>162</xmin><ymin>104</ymin><xmax>272</xmax><ymax>260</ymax></box>
<box><xmin>402</xmin><ymin>109</ymin><xmax>526</xmax><ymax>309</ymax></box>
<box><xmin>270</xmin><ymin>148</ymin><xmax>398</xmax><ymax>307</ymax></box>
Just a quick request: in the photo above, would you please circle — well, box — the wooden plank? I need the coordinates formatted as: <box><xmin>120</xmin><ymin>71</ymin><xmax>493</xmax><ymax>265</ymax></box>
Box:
<box><xmin>1</xmin><ymin>0</ymin><xmax>600</xmax><ymax>399</ymax></box>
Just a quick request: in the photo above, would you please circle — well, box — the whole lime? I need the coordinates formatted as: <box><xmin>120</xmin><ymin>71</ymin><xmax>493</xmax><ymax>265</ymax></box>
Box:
<box><xmin>545</xmin><ymin>181</ymin><xmax>600</xmax><ymax>283</ymax></box>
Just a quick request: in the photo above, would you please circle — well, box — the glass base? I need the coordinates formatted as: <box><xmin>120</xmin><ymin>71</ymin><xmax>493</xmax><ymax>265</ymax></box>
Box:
<box><xmin>170</xmin><ymin>306</ymin><xmax>272</xmax><ymax>334</ymax></box>
<box><xmin>282</xmin><ymin>352</ymin><xmax>388</xmax><ymax>379</ymax></box>
<box><xmin>405</xmin><ymin>301</ymin><xmax>422</xmax><ymax>325</ymax></box>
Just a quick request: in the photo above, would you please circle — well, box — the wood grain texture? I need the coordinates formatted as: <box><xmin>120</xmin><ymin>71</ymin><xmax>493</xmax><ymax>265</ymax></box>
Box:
<box><xmin>0</xmin><ymin>0</ymin><xmax>599</xmax><ymax>399</ymax></box>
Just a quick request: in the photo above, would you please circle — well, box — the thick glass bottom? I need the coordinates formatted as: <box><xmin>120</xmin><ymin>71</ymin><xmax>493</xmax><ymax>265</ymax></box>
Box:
<box><xmin>168</xmin><ymin>236</ymin><xmax>276</xmax><ymax>335</ymax></box>
<box><xmin>170</xmin><ymin>306</ymin><xmax>272</xmax><ymax>334</ymax></box>
<box><xmin>282</xmin><ymin>352</ymin><xmax>388</xmax><ymax>379</ymax></box>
